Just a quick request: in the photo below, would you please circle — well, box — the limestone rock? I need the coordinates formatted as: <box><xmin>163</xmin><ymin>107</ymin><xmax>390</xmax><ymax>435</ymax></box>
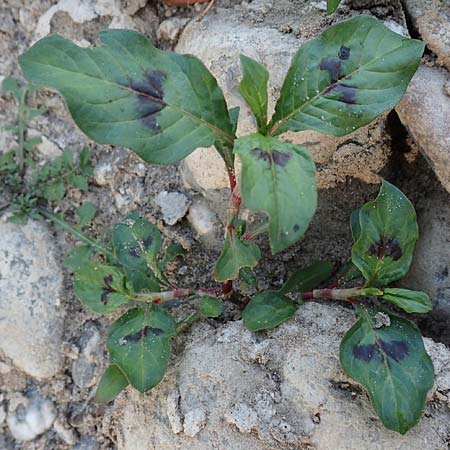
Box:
<box><xmin>0</xmin><ymin>219</ymin><xmax>65</xmax><ymax>379</ymax></box>
<box><xmin>396</xmin><ymin>65</ymin><xmax>450</xmax><ymax>193</ymax></box>
<box><xmin>176</xmin><ymin>7</ymin><xmax>392</xmax><ymax>215</ymax></box>
<box><xmin>153</xmin><ymin>191</ymin><xmax>190</xmax><ymax>226</ymax></box>
<box><xmin>114</xmin><ymin>303</ymin><xmax>450</xmax><ymax>450</ymax></box>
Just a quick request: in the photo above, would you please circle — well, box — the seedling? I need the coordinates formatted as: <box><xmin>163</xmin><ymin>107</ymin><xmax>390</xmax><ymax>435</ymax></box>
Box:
<box><xmin>16</xmin><ymin>16</ymin><xmax>432</xmax><ymax>433</ymax></box>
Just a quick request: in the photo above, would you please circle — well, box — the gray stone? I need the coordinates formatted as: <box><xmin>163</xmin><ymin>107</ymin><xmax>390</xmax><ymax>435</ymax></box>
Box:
<box><xmin>113</xmin><ymin>303</ymin><xmax>450</xmax><ymax>450</ymax></box>
<box><xmin>187</xmin><ymin>197</ymin><xmax>221</xmax><ymax>249</ymax></box>
<box><xmin>396</xmin><ymin>65</ymin><xmax>450</xmax><ymax>193</ymax></box>
<box><xmin>73</xmin><ymin>435</ymin><xmax>98</xmax><ymax>450</ymax></box>
<box><xmin>403</xmin><ymin>0</ymin><xmax>450</xmax><ymax>70</ymax></box>
<box><xmin>71</xmin><ymin>322</ymin><xmax>102</xmax><ymax>389</ymax></box>
<box><xmin>157</xmin><ymin>17</ymin><xmax>190</xmax><ymax>42</ymax></box>
<box><xmin>0</xmin><ymin>219</ymin><xmax>65</xmax><ymax>379</ymax></box>
<box><xmin>6</xmin><ymin>394</ymin><xmax>57</xmax><ymax>441</ymax></box>
<box><xmin>153</xmin><ymin>191</ymin><xmax>190</xmax><ymax>226</ymax></box>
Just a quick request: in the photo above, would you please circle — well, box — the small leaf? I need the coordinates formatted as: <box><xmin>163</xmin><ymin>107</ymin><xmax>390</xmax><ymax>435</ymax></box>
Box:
<box><xmin>235</xmin><ymin>133</ymin><xmax>317</xmax><ymax>254</ymax></box>
<box><xmin>243</xmin><ymin>291</ymin><xmax>297</xmax><ymax>331</ymax></box>
<box><xmin>229</xmin><ymin>106</ymin><xmax>240</xmax><ymax>136</ymax></box>
<box><xmin>19</xmin><ymin>30</ymin><xmax>233</xmax><ymax>164</ymax></box>
<box><xmin>23</xmin><ymin>136</ymin><xmax>42</xmax><ymax>151</ymax></box>
<box><xmin>79</xmin><ymin>146</ymin><xmax>94</xmax><ymax>176</ymax></box>
<box><xmin>214</xmin><ymin>230</ymin><xmax>261</xmax><ymax>282</ymax></box>
<box><xmin>74</xmin><ymin>263</ymin><xmax>130</xmax><ymax>314</ymax></box>
<box><xmin>351</xmin><ymin>180</ymin><xmax>418</xmax><ymax>286</ymax></box>
<box><xmin>1</xmin><ymin>77</ymin><xmax>22</xmax><ymax>99</ymax></box>
<box><xmin>124</xmin><ymin>268</ymin><xmax>161</xmax><ymax>293</ymax></box>
<box><xmin>95</xmin><ymin>365</ymin><xmax>129</xmax><ymax>404</ymax></box>
<box><xmin>268</xmin><ymin>16</ymin><xmax>424</xmax><ymax>137</ymax></box>
<box><xmin>350</xmin><ymin>207</ymin><xmax>361</xmax><ymax>241</ymax></box>
<box><xmin>280</xmin><ymin>260</ymin><xmax>334</xmax><ymax>294</ymax></box>
<box><xmin>159</xmin><ymin>242</ymin><xmax>186</xmax><ymax>270</ymax></box>
<box><xmin>239</xmin><ymin>55</ymin><xmax>269</xmax><ymax>131</ymax></box>
<box><xmin>75</xmin><ymin>202</ymin><xmax>96</xmax><ymax>229</ymax></box>
<box><xmin>71</xmin><ymin>174</ymin><xmax>89</xmax><ymax>191</ymax></box>
<box><xmin>340</xmin><ymin>306</ymin><xmax>434</xmax><ymax>434</ymax></box>
<box><xmin>382</xmin><ymin>288</ymin><xmax>432</xmax><ymax>314</ymax></box>
<box><xmin>43</xmin><ymin>179</ymin><xmax>65</xmax><ymax>200</ymax></box>
<box><xmin>62</xmin><ymin>148</ymin><xmax>74</xmax><ymax>170</ymax></box>
<box><xmin>64</xmin><ymin>245</ymin><xmax>94</xmax><ymax>271</ymax></box>
<box><xmin>199</xmin><ymin>296</ymin><xmax>223</xmax><ymax>318</ymax></box>
<box><xmin>239</xmin><ymin>266</ymin><xmax>258</xmax><ymax>288</ymax></box>
<box><xmin>112</xmin><ymin>212</ymin><xmax>162</xmax><ymax>274</ymax></box>
<box><xmin>108</xmin><ymin>305</ymin><xmax>176</xmax><ymax>393</ymax></box>
<box><xmin>327</xmin><ymin>0</ymin><xmax>341</xmax><ymax>14</ymax></box>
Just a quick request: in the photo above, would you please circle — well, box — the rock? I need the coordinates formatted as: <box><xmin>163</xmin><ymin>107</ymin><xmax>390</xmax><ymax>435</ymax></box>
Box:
<box><xmin>0</xmin><ymin>219</ymin><xmax>65</xmax><ymax>379</ymax></box>
<box><xmin>187</xmin><ymin>196</ymin><xmax>221</xmax><ymax>249</ymax></box>
<box><xmin>6</xmin><ymin>395</ymin><xmax>57</xmax><ymax>441</ymax></box>
<box><xmin>35</xmin><ymin>135</ymin><xmax>62</xmax><ymax>160</ymax></box>
<box><xmin>93</xmin><ymin>147</ymin><xmax>129</xmax><ymax>186</ymax></box>
<box><xmin>402</xmin><ymin>0</ymin><xmax>450</xmax><ymax>70</ymax></box>
<box><xmin>53</xmin><ymin>418</ymin><xmax>78</xmax><ymax>445</ymax></box>
<box><xmin>401</xmin><ymin>191</ymin><xmax>450</xmax><ymax>342</ymax></box>
<box><xmin>166</xmin><ymin>390</ymin><xmax>183</xmax><ymax>434</ymax></box>
<box><xmin>183</xmin><ymin>407</ymin><xmax>206</xmax><ymax>437</ymax></box>
<box><xmin>176</xmin><ymin>6</ymin><xmax>393</xmax><ymax>215</ymax></box>
<box><xmin>113</xmin><ymin>303</ymin><xmax>450</xmax><ymax>450</ymax></box>
<box><xmin>71</xmin><ymin>322</ymin><xmax>102</xmax><ymax>389</ymax></box>
<box><xmin>153</xmin><ymin>191</ymin><xmax>190</xmax><ymax>225</ymax></box>
<box><xmin>120</xmin><ymin>0</ymin><xmax>148</xmax><ymax>16</ymax></box>
<box><xmin>157</xmin><ymin>17</ymin><xmax>190</xmax><ymax>42</ymax></box>
<box><xmin>73</xmin><ymin>435</ymin><xmax>98</xmax><ymax>450</ymax></box>
<box><xmin>0</xmin><ymin>399</ymin><xmax>6</xmax><ymax>426</ymax></box>
<box><xmin>396</xmin><ymin>66</ymin><xmax>450</xmax><ymax>193</ymax></box>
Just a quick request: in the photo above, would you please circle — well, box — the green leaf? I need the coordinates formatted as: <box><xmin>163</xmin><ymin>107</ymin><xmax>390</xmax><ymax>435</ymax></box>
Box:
<box><xmin>158</xmin><ymin>241</ymin><xmax>186</xmax><ymax>270</ymax></box>
<box><xmin>199</xmin><ymin>296</ymin><xmax>223</xmax><ymax>318</ymax></box>
<box><xmin>75</xmin><ymin>202</ymin><xmax>96</xmax><ymax>229</ymax></box>
<box><xmin>62</xmin><ymin>148</ymin><xmax>74</xmax><ymax>170</ymax></box>
<box><xmin>382</xmin><ymin>288</ymin><xmax>432</xmax><ymax>314</ymax></box>
<box><xmin>79</xmin><ymin>146</ymin><xmax>93</xmax><ymax>176</ymax></box>
<box><xmin>239</xmin><ymin>55</ymin><xmax>269</xmax><ymax>131</ymax></box>
<box><xmin>351</xmin><ymin>180</ymin><xmax>418</xmax><ymax>286</ymax></box>
<box><xmin>124</xmin><ymin>268</ymin><xmax>161</xmax><ymax>293</ymax></box>
<box><xmin>350</xmin><ymin>207</ymin><xmax>361</xmax><ymax>241</ymax></box>
<box><xmin>112</xmin><ymin>212</ymin><xmax>162</xmax><ymax>274</ymax></box>
<box><xmin>1</xmin><ymin>77</ymin><xmax>22</xmax><ymax>99</ymax></box>
<box><xmin>327</xmin><ymin>0</ymin><xmax>341</xmax><ymax>14</ymax></box>
<box><xmin>280</xmin><ymin>260</ymin><xmax>334</xmax><ymax>294</ymax></box>
<box><xmin>229</xmin><ymin>106</ymin><xmax>240</xmax><ymax>136</ymax></box>
<box><xmin>235</xmin><ymin>133</ymin><xmax>317</xmax><ymax>254</ymax></box>
<box><xmin>340</xmin><ymin>306</ymin><xmax>434</xmax><ymax>434</ymax></box>
<box><xmin>71</xmin><ymin>174</ymin><xmax>89</xmax><ymax>191</ymax></box>
<box><xmin>243</xmin><ymin>291</ymin><xmax>297</xmax><ymax>331</ymax></box>
<box><xmin>19</xmin><ymin>30</ymin><xmax>233</xmax><ymax>164</ymax></box>
<box><xmin>268</xmin><ymin>16</ymin><xmax>424</xmax><ymax>137</ymax></box>
<box><xmin>64</xmin><ymin>245</ymin><xmax>94</xmax><ymax>271</ymax></box>
<box><xmin>43</xmin><ymin>179</ymin><xmax>65</xmax><ymax>200</ymax></box>
<box><xmin>95</xmin><ymin>365</ymin><xmax>129</xmax><ymax>404</ymax></box>
<box><xmin>108</xmin><ymin>305</ymin><xmax>176</xmax><ymax>392</ymax></box>
<box><xmin>239</xmin><ymin>266</ymin><xmax>258</xmax><ymax>289</ymax></box>
<box><xmin>214</xmin><ymin>230</ymin><xmax>261</xmax><ymax>282</ymax></box>
<box><xmin>74</xmin><ymin>263</ymin><xmax>130</xmax><ymax>313</ymax></box>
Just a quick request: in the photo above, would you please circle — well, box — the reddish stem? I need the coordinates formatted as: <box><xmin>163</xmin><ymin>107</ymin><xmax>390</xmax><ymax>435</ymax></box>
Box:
<box><xmin>222</xmin><ymin>280</ymin><xmax>233</xmax><ymax>295</ymax></box>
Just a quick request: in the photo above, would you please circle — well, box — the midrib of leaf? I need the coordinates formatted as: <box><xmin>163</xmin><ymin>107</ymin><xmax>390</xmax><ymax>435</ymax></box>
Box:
<box><xmin>26</xmin><ymin>59</ymin><xmax>234</xmax><ymax>145</ymax></box>
<box><xmin>268</xmin><ymin>40</ymin><xmax>410</xmax><ymax>136</ymax></box>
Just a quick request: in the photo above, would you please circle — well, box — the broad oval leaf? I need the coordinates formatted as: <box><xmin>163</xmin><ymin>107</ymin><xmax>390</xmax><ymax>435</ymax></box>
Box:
<box><xmin>382</xmin><ymin>288</ymin><xmax>432</xmax><ymax>314</ymax></box>
<box><xmin>351</xmin><ymin>180</ymin><xmax>418</xmax><ymax>286</ymax></box>
<box><xmin>112</xmin><ymin>212</ymin><xmax>162</xmax><ymax>273</ymax></box>
<box><xmin>64</xmin><ymin>245</ymin><xmax>93</xmax><ymax>271</ymax></box>
<box><xmin>340</xmin><ymin>306</ymin><xmax>434</xmax><ymax>434</ymax></box>
<box><xmin>239</xmin><ymin>55</ymin><xmax>269</xmax><ymax>131</ymax></box>
<box><xmin>268</xmin><ymin>16</ymin><xmax>424</xmax><ymax>137</ymax></box>
<box><xmin>235</xmin><ymin>134</ymin><xmax>317</xmax><ymax>254</ymax></box>
<box><xmin>280</xmin><ymin>260</ymin><xmax>334</xmax><ymax>294</ymax></box>
<box><xmin>75</xmin><ymin>202</ymin><xmax>96</xmax><ymax>229</ymax></box>
<box><xmin>108</xmin><ymin>305</ymin><xmax>176</xmax><ymax>393</ymax></box>
<box><xmin>327</xmin><ymin>0</ymin><xmax>341</xmax><ymax>14</ymax></box>
<box><xmin>74</xmin><ymin>263</ymin><xmax>130</xmax><ymax>314</ymax></box>
<box><xmin>214</xmin><ymin>231</ymin><xmax>261</xmax><ymax>282</ymax></box>
<box><xmin>95</xmin><ymin>365</ymin><xmax>129</xmax><ymax>404</ymax></box>
<box><xmin>243</xmin><ymin>291</ymin><xmax>297</xmax><ymax>331</ymax></box>
<box><xmin>19</xmin><ymin>30</ymin><xmax>233</xmax><ymax>164</ymax></box>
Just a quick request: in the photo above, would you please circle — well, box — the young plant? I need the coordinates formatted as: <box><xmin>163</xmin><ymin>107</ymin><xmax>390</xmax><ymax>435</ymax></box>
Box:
<box><xmin>17</xmin><ymin>15</ymin><xmax>431</xmax><ymax>433</ymax></box>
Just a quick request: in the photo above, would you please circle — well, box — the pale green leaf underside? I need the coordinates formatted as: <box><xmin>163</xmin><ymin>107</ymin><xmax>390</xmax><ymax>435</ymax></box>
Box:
<box><xmin>19</xmin><ymin>30</ymin><xmax>233</xmax><ymax>164</ymax></box>
<box><xmin>108</xmin><ymin>305</ymin><xmax>176</xmax><ymax>393</ymax></box>
<box><xmin>235</xmin><ymin>134</ymin><xmax>317</xmax><ymax>254</ymax></box>
<box><xmin>382</xmin><ymin>288</ymin><xmax>432</xmax><ymax>314</ymax></box>
<box><xmin>351</xmin><ymin>180</ymin><xmax>418</xmax><ymax>286</ymax></box>
<box><xmin>340</xmin><ymin>306</ymin><xmax>434</xmax><ymax>434</ymax></box>
<box><xmin>269</xmin><ymin>15</ymin><xmax>424</xmax><ymax>136</ymax></box>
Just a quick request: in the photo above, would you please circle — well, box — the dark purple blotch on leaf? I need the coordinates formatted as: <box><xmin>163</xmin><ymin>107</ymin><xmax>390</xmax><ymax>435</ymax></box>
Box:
<box><xmin>122</xmin><ymin>325</ymin><xmax>164</xmax><ymax>343</ymax></box>
<box><xmin>329</xmin><ymin>84</ymin><xmax>358</xmax><ymax>104</ymax></box>
<box><xmin>128</xmin><ymin>244</ymin><xmax>142</xmax><ymax>258</ymax></box>
<box><xmin>339</xmin><ymin>46</ymin><xmax>351</xmax><ymax>60</ymax></box>
<box><xmin>320</xmin><ymin>58</ymin><xmax>341</xmax><ymax>82</ymax></box>
<box><xmin>251</xmin><ymin>148</ymin><xmax>291</xmax><ymax>167</ymax></box>
<box><xmin>353</xmin><ymin>339</ymin><xmax>409</xmax><ymax>364</ymax></box>
<box><xmin>101</xmin><ymin>274</ymin><xmax>115</xmax><ymax>305</ymax></box>
<box><xmin>293</xmin><ymin>224</ymin><xmax>300</xmax><ymax>232</ymax></box>
<box><xmin>127</xmin><ymin>70</ymin><xmax>166</xmax><ymax>130</ymax></box>
<box><xmin>143</xmin><ymin>235</ymin><xmax>153</xmax><ymax>250</ymax></box>
<box><xmin>369</xmin><ymin>237</ymin><xmax>403</xmax><ymax>261</ymax></box>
